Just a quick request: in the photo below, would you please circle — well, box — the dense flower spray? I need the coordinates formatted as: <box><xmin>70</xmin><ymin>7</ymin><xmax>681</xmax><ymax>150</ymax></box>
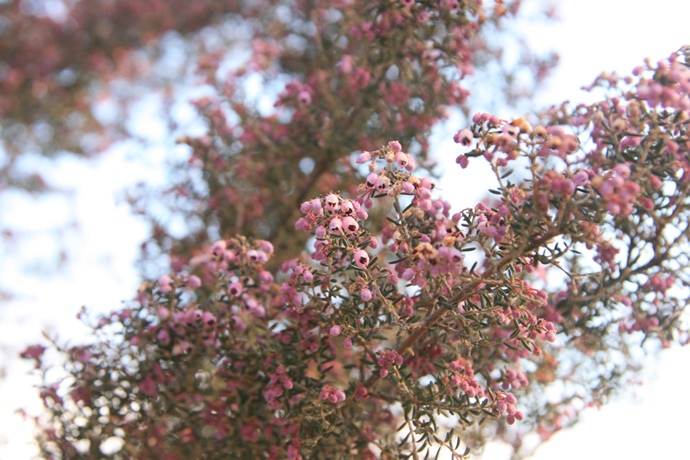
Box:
<box><xmin>24</xmin><ymin>51</ymin><xmax>690</xmax><ymax>456</ymax></box>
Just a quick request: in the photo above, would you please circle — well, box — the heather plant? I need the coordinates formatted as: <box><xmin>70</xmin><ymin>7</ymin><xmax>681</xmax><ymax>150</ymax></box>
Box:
<box><xmin>1</xmin><ymin>0</ymin><xmax>552</xmax><ymax>289</ymax></box>
<box><xmin>127</xmin><ymin>0</ymin><xmax>556</xmax><ymax>272</ymax></box>
<box><xmin>14</xmin><ymin>0</ymin><xmax>690</xmax><ymax>459</ymax></box>
<box><xmin>24</xmin><ymin>51</ymin><xmax>690</xmax><ymax>458</ymax></box>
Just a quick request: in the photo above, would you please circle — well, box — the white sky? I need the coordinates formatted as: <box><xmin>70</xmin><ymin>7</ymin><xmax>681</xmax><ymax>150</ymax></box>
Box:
<box><xmin>1</xmin><ymin>1</ymin><xmax>690</xmax><ymax>459</ymax></box>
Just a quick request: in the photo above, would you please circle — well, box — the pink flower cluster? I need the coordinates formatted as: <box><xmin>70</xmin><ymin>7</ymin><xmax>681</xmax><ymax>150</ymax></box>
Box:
<box><xmin>320</xmin><ymin>385</ymin><xmax>346</xmax><ymax>404</ymax></box>
<box><xmin>494</xmin><ymin>392</ymin><xmax>524</xmax><ymax>425</ymax></box>
<box><xmin>296</xmin><ymin>193</ymin><xmax>368</xmax><ymax>235</ymax></box>
<box><xmin>377</xmin><ymin>350</ymin><xmax>404</xmax><ymax>377</ymax></box>
<box><xmin>277</xmin><ymin>80</ymin><xmax>314</xmax><ymax>107</ymax></box>
<box><xmin>499</xmin><ymin>368</ymin><xmax>529</xmax><ymax>391</ymax></box>
<box><xmin>634</xmin><ymin>53</ymin><xmax>690</xmax><ymax>111</ymax></box>
<box><xmin>448</xmin><ymin>356</ymin><xmax>484</xmax><ymax>398</ymax></box>
<box><xmin>264</xmin><ymin>365</ymin><xmax>294</xmax><ymax>409</ymax></box>
<box><xmin>474</xmin><ymin>201</ymin><xmax>510</xmax><ymax>242</ymax></box>
<box><xmin>590</xmin><ymin>164</ymin><xmax>642</xmax><ymax>217</ymax></box>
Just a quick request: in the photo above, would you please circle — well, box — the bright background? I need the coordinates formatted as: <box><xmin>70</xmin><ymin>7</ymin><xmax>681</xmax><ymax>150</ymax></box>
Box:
<box><xmin>1</xmin><ymin>1</ymin><xmax>689</xmax><ymax>458</ymax></box>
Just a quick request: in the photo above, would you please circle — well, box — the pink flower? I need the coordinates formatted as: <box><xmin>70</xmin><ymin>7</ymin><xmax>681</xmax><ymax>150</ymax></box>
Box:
<box><xmin>329</xmin><ymin>325</ymin><xmax>342</xmax><ymax>336</ymax></box>
<box><xmin>339</xmin><ymin>54</ymin><xmax>354</xmax><ymax>73</ymax></box>
<box><xmin>472</xmin><ymin>112</ymin><xmax>488</xmax><ymax>124</ymax></box>
<box><xmin>648</xmin><ymin>174</ymin><xmax>662</xmax><ymax>191</ymax></box>
<box><xmin>324</xmin><ymin>193</ymin><xmax>340</xmax><ymax>211</ymax></box>
<box><xmin>258</xmin><ymin>240</ymin><xmax>274</xmax><ymax>254</ymax></box>
<box><xmin>287</xmin><ymin>445</ymin><xmax>303</xmax><ymax>460</ymax></box>
<box><xmin>572</xmin><ymin>170</ymin><xmax>589</xmax><ymax>186</ymax></box>
<box><xmin>404</xmin><ymin>155</ymin><xmax>417</xmax><ymax>171</ymax></box>
<box><xmin>320</xmin><ymin>384</ymin><xmax>346</xmax><ymax>403</ymax></box>
<box><xmin>228</xmin><ymin>281</ymin><xmax>243</xmax><ymax>297</ymax></box>
<box><xmin>456</xmin><ymin>154</ymin><xmax>470</xmax><ymax>168</ymax></box>
<box><xmin>140</xmin><ymin>377</ymin><xmax>158</xmax><ymax>396</ymax></box>
<box><xmin>340</xmin><ymin>200</ymin><xmax>354</xmax><ymax>215</ymax></box>
<box><xmin>356</xmin><ymin>151</ymin><xmax>371</xmax><ymax>164</ymax></box>
<box><xmin>395</xmin><ymin>151</ymin><xmax>408</xmax><ymax>168</ymax></box>
<box><xmin>309</xmin><ymin>198</ymin><xmax>323</xmax><ymax>213</ymax></box>
<box><xmin>388</xmin><ymin>140</ymin><xmax>402</xmax><ymax>152</ymax></box>
<box><xmin>375</xmin><ymin>175</ymin><xmax>390</xmax><ymax>192</ymax></box>
<box><xmin>297</xmin><ymin>90</ymin><xmax>311</xmax><ymax>106</ymax></box>
<box><xmin>246</xmin><ymin>249</ymin><xmax>267</xmax><ymax>264</ymax></box>
<box><xmin>201</xmin><ymin>311</ymin><xmax>216</xmax><ymax>327</ymax></box>
<box><xmin>259</xmin><ymin>270</ymin><xmax>274</xmax><ymax>284</ymax></box>
<box><xmin>210</xmin><ymin>240</ymin><xmax>227</xmax><ymax>256</ymax></box>
<box><xmin>20</xmin><ymin>344</ymin><xmax>46</xmax><ymax>363</ymax></box>
<box><xmin>453</xmin><ymin>128</ymin><xmax>473</xmax><ymax>146</ymax></box>
<box><xmin>365</xmin><ymin>173</ymin><xmax>379</xmax><ymax>189</ymax></box>
<box><xmin>187</xmin><ymin>275</ymin><xmax>201</xmax><ymax>288</ymax></box>
<box><xmin>329</xmin><ymin>217</ymin><xmax>343</xmax><ymax>234</ymax></box>
<box><xmin>158</xmin><ymin>275</ymin><xmax>173</xmax><ymax>294</ymax></box>
<box><xmin>157</xmin><ymin>329</ymin><xmax>170</xmax><ymax>345</ymax></box>
<box><xmin>402</xmin><ymin>268</ymin><xmax>415</xmax><ymax>281</ymax></box>
<box><xmin>354</xmin><ymin>384</ymin><xmax>368</xmax><ymax>400</ymax></box>
<box><xmin>613</xmin><ymin>163</ymin><xmax>631</xmax><ymax>179</ymax></box>
<box><xmin>342</xmin><ymin>216</ymin><xmax>359</xmax><ymax>234</ymax></box>
<box><xmin>353</xmin><ymin>249</ymin><xmax>370</xmax><ymax>268</ymax></box>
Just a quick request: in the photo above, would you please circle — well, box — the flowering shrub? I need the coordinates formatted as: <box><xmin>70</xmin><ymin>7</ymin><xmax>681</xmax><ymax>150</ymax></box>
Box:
<box><xmin>24</xmin><ymin>50</ymin><xmax>690</xmax><ymax>457</ymax></box>
<box><xmin>1</xmin><ymin>0</ymin><xmax>553</xmax><ymax>291</ymax></box>
<box><xmin>129</xmin><ymin>0</ymin><xmax>556</xmax><ymax>271</ymax></box>
<box><xmin>14</xmin><ymin>0</ymin><xmax>690</xmax><ymax>458</ymax></box>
